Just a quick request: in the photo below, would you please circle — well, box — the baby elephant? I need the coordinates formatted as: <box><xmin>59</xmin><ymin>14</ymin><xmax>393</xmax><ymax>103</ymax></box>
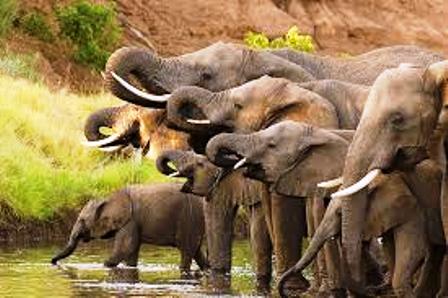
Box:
<box><xmin>51</xmin><ymin>183</ymin><xmax>207</xmax><ymax>276</ymax></box>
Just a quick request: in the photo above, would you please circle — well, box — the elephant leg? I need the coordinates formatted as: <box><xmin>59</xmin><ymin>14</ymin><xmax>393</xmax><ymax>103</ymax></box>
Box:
<box><xmin>271</xmin><ymin>193</ymin><xmax>309</xmax><ymax>293</ymax></box>
<box><xmin>370</xmin><ymin>233</ymin><xmax>394</xmax><ymax>294</ymax></box>
<box><xmin>391</xmin><ymin>219</ymin><xmax>426</xmax><ymax>298</ymax></box>
<box><xmin>415</xmin><ymin>245</ymin><xmax>444</xmax><ymax>298</ymax></box>
<box><xmin>437</xmin><ymin>254</ymin><xmax>448</xmax><ymax>298</ymax></box>
<box><xmin>193</xmin><ymin>247</ymin><xmax>208</xmax><ymax>271</ymax></box>
<box><xmin>179</xmin><ymin>249</ymin><xmax>193</xmax><ymax>278</ymax></box>
<box><xmin>248</xmin><ymin>202</ymin><xmax>273</xmax><ymax>293</ymax></box>
<box><xmin>203</xmin><ymin>196</ymin><xmax>238</xmax><ymax>290</ymax></box>
<box><xmin>105</xmin><ymin>221</ymin><xmax>140</xmax><ymax>267</ymax></box>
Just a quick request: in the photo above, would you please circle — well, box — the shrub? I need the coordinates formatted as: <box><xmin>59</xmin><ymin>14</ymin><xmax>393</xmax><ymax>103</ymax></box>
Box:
<box><xmin>21</xmin><ymin>12</ymin><xmax>55</xmax><ymax>42</ymax></box>
<box><xmin>244</xmin><ymin>26</ymin><xmax>315</xmax><ymax>53</ymax></box>
<box><xmin>56</xmin><ymin>0</ymin><xmax>122</xmax><ymax>71</ymax></box>
<box><xmin>0</xmin><ymin>50</ymin><xmax>39</xmax><ymax>82</ymax></box>
<box><xmin>0</xmin><ymin>0</ymin><xmax>18</xmax><ymax>37</ymax></box>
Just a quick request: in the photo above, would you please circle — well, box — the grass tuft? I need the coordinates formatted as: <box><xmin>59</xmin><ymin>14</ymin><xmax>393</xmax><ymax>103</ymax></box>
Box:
<box><xmin>0</xmin><ymin>76</ymin><xmax>167</xmax><ymax>220</ymax></box>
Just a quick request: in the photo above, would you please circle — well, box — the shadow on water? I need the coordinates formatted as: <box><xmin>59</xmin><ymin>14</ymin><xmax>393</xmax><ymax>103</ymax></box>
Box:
<box><xmin>0</xmin><ymin>240</ymin><xmax>261</xmax><ymax>297</ymax></box>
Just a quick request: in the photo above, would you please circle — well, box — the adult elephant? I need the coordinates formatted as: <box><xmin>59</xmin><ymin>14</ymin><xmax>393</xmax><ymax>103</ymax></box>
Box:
<box><xmin>156</xmin><ymin>150</ymin><xmax>276</xmax><ymax>293</ymax></box>
<box><xmin>206</xmin><ymin>121</ymin><xmax>445</xmax><ymax>297</ymax></box>
<box><xmin>323</xmin><ymin>61</ymin><xmax>448</xmax><ymax>296</ymax></box>
<box><xmin>105</xmin><ymin>43</ymin><xmax>443</xmax><ymax>109</ymax></box>
<box><xmin>82</xmin><ymin>104</ymin><xmax>189</xmax><ymax>159</ymax></box>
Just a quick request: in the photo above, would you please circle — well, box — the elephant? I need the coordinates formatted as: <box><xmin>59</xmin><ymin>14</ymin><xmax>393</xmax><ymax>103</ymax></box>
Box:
<box><xmin>206</xmin><ymin>120</ymin><xmax>445</xmax><ymax>297</ymax></box>
<box><xmin>51</xmin><ymin>183</ymin><xmax>207</xmax><ymax>277</ymax></box>
<box><xmin>155</xmin><ymin>150</ymin><xmax>279</xmax><ymax>293</ymax></box>
<box><xmin>82</xmin><ymin>104</ymin><xmax>189</xmax><ymax>159</ymax></box>
<box><xmin>324</xmin><ymin>61</ymin><xmax>448</xmax><ymax>296</ymax></box>
<box><xmin>104</xmin><ymin>42</ymin><xmax>443</xmax><ymax>109</ymax></box>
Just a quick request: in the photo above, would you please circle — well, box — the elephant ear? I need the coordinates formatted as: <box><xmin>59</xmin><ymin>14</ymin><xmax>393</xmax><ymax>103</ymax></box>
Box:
<box><xmin>91</xmin><ymin>190</ymin><xmax>132</xmax><ymax>238</ymax></box>
<box><xmin>273</xmin><ymin>138</ymin><xmax>349</xmax><ymax>198</ymax></box>
<box><xmin>424</xmin><ymin>60</ymin><xmax>448</xmax><ymax>108</ymax></box>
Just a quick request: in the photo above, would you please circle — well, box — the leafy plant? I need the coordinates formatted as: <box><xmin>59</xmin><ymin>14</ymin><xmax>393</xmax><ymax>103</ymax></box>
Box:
<box><xmin>56</xmin><ymin>0</ymin><xmax>122</xmax><ymax>71</ymax></box>
<box><xmin>0</xmin><ymin>50</ymin><xmax>39</xmax><ymax>82</ymax></box>
<box><xmin>244</xmin><ymin>26</ymin><xmax>315</xmax><ymax>53</ymax></box>
<box><xmin>21</xmin><ymin>12</ymin><xmax>55</xmax><ymax>42</ymax></box>
<box><xmin>0</xmin><ymin>0</ymin><xmax>18</xmax><ymax>37</ymax></box>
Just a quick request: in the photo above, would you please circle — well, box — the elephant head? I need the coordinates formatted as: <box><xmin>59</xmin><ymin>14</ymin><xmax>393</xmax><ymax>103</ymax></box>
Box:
<box><xmin>51</xmin><ymin>192</ymin><xmax>132</xmax><ymax>264</ymax></box>
<box><xmin>164</xmin><ymin>76</ymin><xmax>338</xmax><ymax>151</ymax></box>
<box><xmin>330</xmin><ymin>61</ymin><xmax>448</xmax><ymax>285</ymax></box>
<box><xmin>104</xmin><ymin>42</ymin><xmax>314</xmax><ymax>108</ymax></box>
<box><xmin>206</xmin><ymin>121</ymin><xmax>351</xmax><ymax>197</ymax></box>
<box><xmin>156</xmin><ymin>150</ymin><xmax>223</xmax><ymax>197</ymax></box>
<box><xmin>83</xmin><ymin>104</ymin><xmax>189</xmax><ymax>159</ymax></box>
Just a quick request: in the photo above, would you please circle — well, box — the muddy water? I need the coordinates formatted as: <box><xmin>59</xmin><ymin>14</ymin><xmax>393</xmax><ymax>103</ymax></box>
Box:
<box><xmin>0</xmin><ymin>240</ymin><xmax>260</xmax><ymax>297</ymax></box>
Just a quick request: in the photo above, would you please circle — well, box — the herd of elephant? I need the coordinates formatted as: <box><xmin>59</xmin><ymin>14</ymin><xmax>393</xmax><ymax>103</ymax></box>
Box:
<box><xmin>51</xmin><ymin>42</ymin><xmax>448</xmax><ymax>297</ymax></box>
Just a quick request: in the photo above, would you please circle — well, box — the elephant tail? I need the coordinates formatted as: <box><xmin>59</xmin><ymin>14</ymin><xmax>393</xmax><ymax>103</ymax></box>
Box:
<box><xmin>278</xmin><ymin>198</ymin><xmax>342</xmax><ymax>297</ymax></box>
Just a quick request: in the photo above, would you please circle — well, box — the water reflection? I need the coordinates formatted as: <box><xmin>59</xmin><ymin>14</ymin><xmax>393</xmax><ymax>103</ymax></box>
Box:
<box><xmin>0</xmin><ymin>240</ymin><xmax>258</xmax><ymax>297</ymax></box>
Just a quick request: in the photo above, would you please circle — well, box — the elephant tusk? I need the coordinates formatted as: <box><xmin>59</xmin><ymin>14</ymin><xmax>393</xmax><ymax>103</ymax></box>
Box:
<box><xmin>111</xmin><ymin>72</ymin><xmax>171</xmax><ymax>102</ymax></box>
<box><xmin>317</xmin><ymin>177</ymin><xmax>343</xmax><ymax>188</ymax></box>
<box><xmin>233</xmin><ymin>157</ymin><xmax>247</xmax><ymax>170</ymax></box>
<box><xmin>168</xmin><ymin>171</ymin><xmax>180</xmax><ymax>178</ymax></box>
<box><xmin>98</xmin><ymin>145</ymin><xmax>124</xmax><ymax>152</ymax></box>
<box><xmin>331</xmin><ymin>169</ymin><xmax>381</xmax><ymax>199</ymax></box>
<box><xmin>186</xmin><ymin>119</ymin><xmax>211</xmax><ymax>125</ymax></box>
<box><xmin>81</xmin><ymin>133</ymin><xmax>122</xmax><ymax>148</ymax></box>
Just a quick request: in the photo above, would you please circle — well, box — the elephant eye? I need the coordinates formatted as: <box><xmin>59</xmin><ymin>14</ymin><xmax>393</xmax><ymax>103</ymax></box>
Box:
<box><xmin>201</xmin><ymin>71</ymin><xmax>213</xmax><ymax>81</ymax></box>
<box><xmin>268</xmin><ymin>142</ymin><xmax>276</xmax><ymax>148</ymax></box>
<box><xmin>234</xmin><ymin>103</ymin><xmax>243</xmax><ymax>110</ymax></box>
<box><xmin>390</xmin><ymin>112</ymin><xmax>406</xmax><ymax>129</ymax></box>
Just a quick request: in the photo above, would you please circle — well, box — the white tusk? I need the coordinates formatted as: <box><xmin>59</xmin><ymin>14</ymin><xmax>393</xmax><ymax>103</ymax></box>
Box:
<box><xmin>168</xmin><ymin>171</ymin><xmax>180</xmax><ymax>178</ymax></box>
<box><xmin>233</xmin><ymin>157</ymin><xmax>247</xmax><ymax>170</ymax></box>
<box><xmin>111</xmin><ymin>72</ymin><xmax>171</xmax><ymax>102</ymax></box>
<box><xmin>317</xmin><ymin>177</ymin><xmax>343</xmax><ymax>188</ymax></box>
<box><xmin>331</xmin><ymin>169</ymin><xmax>381</xmax><ymax>199</ymax></box>
<box><xmin>186</xmin><ymin>119</ymin><xmax>211</xmax><ymax>125</ymax></box>
<box><xmin>81</xmin><ymin>133</ymin><xmax>121</xmax><ymax>148</ymax></box>
<box><xmin>98</xmin><ymin>145</ymin><xmax>123</xmax><ymax>152</ymax></box>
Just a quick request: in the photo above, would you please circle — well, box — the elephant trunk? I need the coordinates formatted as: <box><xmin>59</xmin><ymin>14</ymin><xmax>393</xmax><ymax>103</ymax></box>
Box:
<box><xmin>156</xmin><ymin>150</ymin><xmax>186</xmax><ymax>176</ymax></box>
<box><xmin>51</xmin><ymin>223</ymin><xmax>84</xmax><ymax>264</ymax></box>
<box><xmin>105</xmin><ymin>47</ymin><xmax>168</xmax><ymax>108</ymax></box>
<box><xmin>84</xmin><ymin>106</ymin><xmax>123</xmax><ymax>141</ymax></box>
<box><xmin>167</xmin><ymin>87</ymin><xmax>229</xmax><ymax>133</ymax></box>
<box><xmin>206</xmin><ymin>133</ymin><xmax>254</xmax><ymax>168</ymax></box>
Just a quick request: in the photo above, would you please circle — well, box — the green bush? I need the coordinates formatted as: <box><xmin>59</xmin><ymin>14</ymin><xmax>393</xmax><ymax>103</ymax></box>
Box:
<box><xmin>0</xmin><ymin>0</ymin><xmax>18</xmax><ymax>37</ymax></box>
<box><xmin>56</xmin><ymin>0</ymin><xmax>122</xmax><ymax>71</ymax></box>
<box><xmin>0</xmin><ymin>50</ymin><xmax>39</xmax><ymax>82</ymax></box>
<box><xmin>244</xmin><ymin>26</ymin><xmax>315</xmax><ymax>53</ymax></box>
<box><xmin>21</xmin><ymin>12</ymin><xmax>55</xmax><ymax>42</ymax></box>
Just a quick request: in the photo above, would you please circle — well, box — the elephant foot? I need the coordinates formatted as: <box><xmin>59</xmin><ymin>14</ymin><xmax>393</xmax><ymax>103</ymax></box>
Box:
<box><xmin>315</xmin><ymin>288</ymin><xmax>347</xmax><ymax>298</ymax></box>
<box><xmin>203</xmin><ymin>269</ymin><xmax>231</xmax><ymax>293</ymax></box>
<box><xmin>180</xmin><ymin>270</ymin><xmax>194</xmax><ymax>279</ymax></box>
<box><xmin>255</xmin><ymin>275</ymin><xmax>271</xmax><ymax>294</ymax></box>
<box><xmin>278</xmin><ymin>274</ymin><xmax>310</xmax><ymax>297</ymax></box>
<box><xmin>104</xmin><ymin>259</ymin><xmax>119</xmax><ymax>268</ymax></box>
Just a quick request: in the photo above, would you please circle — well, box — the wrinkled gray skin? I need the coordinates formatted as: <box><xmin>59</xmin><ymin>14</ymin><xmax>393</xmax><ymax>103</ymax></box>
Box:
<box><xmin>83</xmin><ymin>104</ymin><xmax>189</xmax><ymax>159</ymax></box>
<box><xmin>207</xmin><ymin>121</ymin><xmax>445</xmax><ymax>297</ymax></box>
<box><xmin>156</xmin><ymin>150</ymin><xmax>277</xmax><ymax>293</ymax></box>
<box><xmin>335</xmin><ymin>61</ymin><xmax>448</xmax><ymax>296</ymax></box>
<box><xmin>105</xmin><ymin>42</ymin><xmax>443</xmax><ymax>109</ymax></box>
<box><xmin>51</xmin><ymin>183</ymin><xmax>207</xmax><ymax>276</ymax></box>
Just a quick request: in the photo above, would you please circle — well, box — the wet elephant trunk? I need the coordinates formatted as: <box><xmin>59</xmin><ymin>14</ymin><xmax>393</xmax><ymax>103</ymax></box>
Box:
<box><xmin>105</xmin><ymin>47</ymin><xmax>167</xmax><ymax>108</ymax></box>
<box><xmin>84</xmin><ymin>106</ymin><xmax>123</xmax><ymax>141</ymax></box>
<box><xmin>51</xmin><ymin>225</ymin><xmax>83</xmax><ymax>264</ymax></box>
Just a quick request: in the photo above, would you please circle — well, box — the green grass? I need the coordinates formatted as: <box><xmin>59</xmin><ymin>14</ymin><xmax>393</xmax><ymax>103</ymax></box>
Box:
<box><xmin>0</xmin><ymin>0</ymin><xmax>17</xmax><ymax>37</ymax></box>
<box><xmin>0</xmin><ymin>49</ymin><xmax>40</xmax><ymax>82</ymax></box>
<box><xmin>0</xmin><ymin>75</ymin><xmax>168</xmax><ymax>220</ymax></box>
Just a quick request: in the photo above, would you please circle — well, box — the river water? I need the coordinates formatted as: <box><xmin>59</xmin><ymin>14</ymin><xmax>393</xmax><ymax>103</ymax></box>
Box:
<box><xmin>0</xmin><ymin>240</ymin><xmax>261</xmax><ymax>297</ymax></box>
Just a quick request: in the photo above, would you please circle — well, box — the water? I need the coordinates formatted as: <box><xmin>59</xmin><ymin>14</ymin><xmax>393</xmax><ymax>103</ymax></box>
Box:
<box><xmin>0</xmin><ymin>240</ymin><xmax>260</xmax><ymax>297</ymax></box>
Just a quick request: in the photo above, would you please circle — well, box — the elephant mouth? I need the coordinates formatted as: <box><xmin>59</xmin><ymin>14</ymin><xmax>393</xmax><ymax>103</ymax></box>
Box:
<box><xmin>177</xmin><ymin>102</ymin><xmax>232</xmax><ymax>132</ymax></box>
<box><xmin>243</xmin><ymin>163</ymin><xmax>267</xmax><ymax>181</ymax></box>
<box><xmin>213</xmin><ymin>148</ymin><xmax>246</xmax><ymax>168</ymax></box>
<box><xmin>100</xmin><ymin>229</ymin><xmax>119</xmax><ymax>239</ymax></box>
<box><xmin>382</xmin><ymin>145</ymin><xmax>428</xmax><ymax>173</ymax></box>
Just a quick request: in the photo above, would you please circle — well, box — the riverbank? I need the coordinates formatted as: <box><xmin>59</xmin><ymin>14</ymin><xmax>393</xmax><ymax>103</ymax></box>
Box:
<box><xmin>0</xmin><ymin>75</ymin><xmax>169</xmax><ymax>239</ymax></box>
